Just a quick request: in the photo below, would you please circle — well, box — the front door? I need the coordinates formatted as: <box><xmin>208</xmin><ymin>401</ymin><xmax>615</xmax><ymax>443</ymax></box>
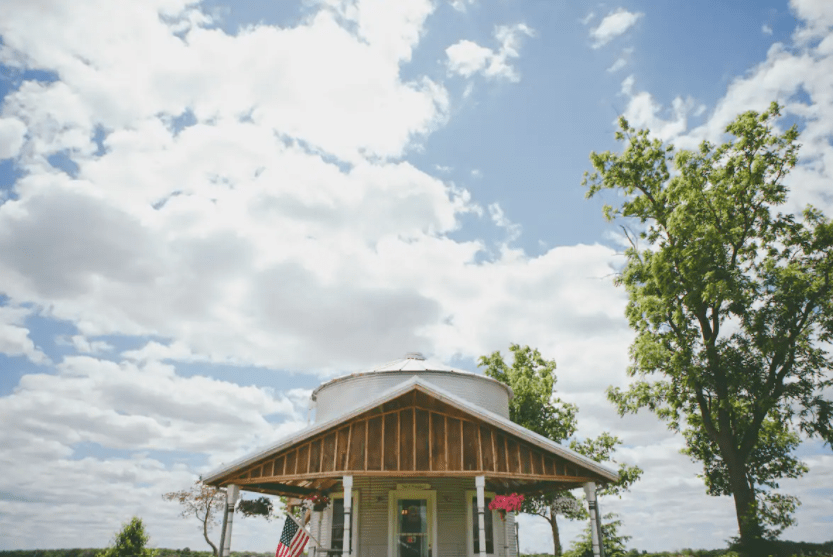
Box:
<box><xmin>389</xmin><ymin>489</ymin><xmax>437</xmax><ymax>557</ymax></box>
<box><xmin>397</xmin><ymin>499</ymin><xmax>429</xmax><ymax>557</ymax></box>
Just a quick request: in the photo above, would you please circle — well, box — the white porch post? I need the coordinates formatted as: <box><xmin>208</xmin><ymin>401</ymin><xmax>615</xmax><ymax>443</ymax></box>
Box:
<box><xmin>220</xmin><ymin>484</ymin><xmax>239</xmax><ymax>557</ymax></box>
<box><xmin>342</xmin><ymin>475</ymin><xmax>353</xmax><ymax>557</ymax></box>
<box><xmin>475</xmin><ymin>475</ymin><xmax>487</xmax><ymax>557</ymax></box>
<box><xmin>583</xmin><ymin>482</ymin><xmax>604</xmax><ymax>557</ymax></box>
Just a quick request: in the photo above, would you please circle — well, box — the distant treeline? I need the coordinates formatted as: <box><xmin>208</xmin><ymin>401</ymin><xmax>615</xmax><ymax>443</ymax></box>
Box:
<box><xmin>519</xmin><ymin>538</ymin><xmax>833</xmax><ymax>557</ymax></box>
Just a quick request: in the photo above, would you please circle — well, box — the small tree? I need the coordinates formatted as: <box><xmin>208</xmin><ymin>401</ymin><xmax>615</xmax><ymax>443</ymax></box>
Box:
<box><xmin>163</xmin><ymin>481</ymin><xmax>225</xmax><ymax>556</ymax></box>
<box><xmin>164</xmin><ymin>480</ymin><xmax>278</xmax><ymax>556</ymax></box>
<box><xmin>584</xmin><ymin>102</ymin><xmax>833</xmax><ymax>554</ymax></box>
<box><xmin>97</xmin><ymin>517</ymin><xmax>155</xmax><ymax>557</ymax></box>
<box><xmin>480</xmin><ymin>344</ymin><xmax>641</xmax><ymax>556</ymax></box>
<box><xmin>563</xmin><ymin>513</ymin><xmax>631</xmax><ymax>557</ymax></box>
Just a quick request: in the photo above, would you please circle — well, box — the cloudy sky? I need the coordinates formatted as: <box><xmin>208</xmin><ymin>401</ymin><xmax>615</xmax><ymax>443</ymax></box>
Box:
<box><xmin>1</xmin><ymin>0</ymin><xmax>832</xmax><ymax>553</ymax></box>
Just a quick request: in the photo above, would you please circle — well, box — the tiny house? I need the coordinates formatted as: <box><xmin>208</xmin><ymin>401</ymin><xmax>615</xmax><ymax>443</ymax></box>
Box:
<box><xmin>204</xmin><ymin>354</ymin><xmax>616</xmax><ymax>557</ymax></box>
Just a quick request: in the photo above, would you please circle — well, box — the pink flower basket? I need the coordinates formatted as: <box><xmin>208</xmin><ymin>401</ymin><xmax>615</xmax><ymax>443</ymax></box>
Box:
<box><xmin>488</xmin><ymin>493</ymin><xmax>524</xmax><ymax>521</ymax></box>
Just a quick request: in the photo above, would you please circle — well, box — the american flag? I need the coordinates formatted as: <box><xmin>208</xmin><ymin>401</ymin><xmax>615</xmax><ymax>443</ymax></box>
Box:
<box><xmin>275</xmin><ymin>515</ymin><xmax>310</xmax><ymax>557</ymax></box>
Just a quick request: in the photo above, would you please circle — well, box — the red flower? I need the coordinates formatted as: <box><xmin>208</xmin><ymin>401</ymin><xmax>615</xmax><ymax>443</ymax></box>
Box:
<box><xmin>488</xmin><ymin>493</ymin><xmax>525</xmax><ymax>513</ymax></box>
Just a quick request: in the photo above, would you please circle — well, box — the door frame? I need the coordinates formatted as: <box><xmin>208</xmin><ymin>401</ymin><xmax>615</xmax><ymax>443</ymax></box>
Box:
<box><xmin>387</xmin><ymin>487</ymin><xmax>438</xmax><ymax>557</ymax></box>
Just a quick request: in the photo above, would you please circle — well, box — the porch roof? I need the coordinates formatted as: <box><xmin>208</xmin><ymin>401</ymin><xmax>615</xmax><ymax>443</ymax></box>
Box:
<box><xmin>203</xmin><ymin>376</ymin><xmax>618</xmax><ymax>497</ymax></box>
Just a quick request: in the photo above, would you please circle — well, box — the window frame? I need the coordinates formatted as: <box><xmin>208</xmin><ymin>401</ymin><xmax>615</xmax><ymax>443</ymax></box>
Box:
<box><xmin>327</xmin><ymin>490</ymin><xmax>360</xmax><ymax>557</ymax></box>
<box><xmin>465</xmin><ymin>489</ymin><xmax>497</xmax><ymax>557</ymax></box>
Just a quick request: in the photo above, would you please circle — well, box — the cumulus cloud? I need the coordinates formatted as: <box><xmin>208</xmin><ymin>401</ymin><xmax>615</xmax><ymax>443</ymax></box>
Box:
<box><xmin>618</xmin><ymin>75</ymin><xmax>704</xmax><ymax>141</ymax></box>
<box><xmin>446</xmin><ymin>23</ymin><xmax>535</xmax><ymax>82</ymax></box>
<box><xmin>0</xmin><ymin>354</ymin><xmax>307</xmax><ymax>548</ymax></box>
<box><xmin>0</xmin><ymin>305</ymin><xmax>50</xmax><ymax>364</ymax></box>
<box><xmin>449</xmin><ymin>0</ymin><xmax>476</xmax><ymax>13</ymax></box>
<box><xmin>590</xmin><ymin>8</ymin><xmax>643</xmax><ymax>49</ymax></box>
<box><xmin>0</xmin><ymin>118</ymin><xmax>27</xmax><ymax>159</ymax></box>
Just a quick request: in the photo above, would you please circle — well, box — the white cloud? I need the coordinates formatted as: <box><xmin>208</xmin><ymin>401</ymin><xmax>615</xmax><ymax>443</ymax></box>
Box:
<box><xmin>0</xmin><ymin>353</ymin><xmax>307</xmax><ymax>548</ymax></box>
<box><xmin>0</xmin><ymin>305</ymin><xmax>50</xmax><ymax>364</ymax></box>
<box><xmin>619</xmin><ymin>75</ymin><xmax>704</xmax><ymax>141</ymax></box>
<box><xmin>445</xmin><ymin>40</ymin><xmax>493</xmax><ymax>77</ymax></box>
<box><xmin>449</xmin><ymin>0</ymin><xmax>476</xmax><ymax>13</ymax></box>
<box><xmin>607</xmin><ymin>47</ymin><xmax>634</xmax><ymax>73</ymax></box>
<box><xmin>590</xmin><ymin>8</ymin><xmax>643</xmax><ymax>49</ymax></box>
<box><xmin>0</xmin><ymin>118</ymin><xmax>27</xmax><ymax>159</ymax></box>
<box><xmin>607</xmin><ymin>58</ymin><xmax>627</xmax><ymax>72</ymax></box>
<box><xmin>790</xmin><ymin>0</ymin><xmax>833</xmax><ymax>43</ymax></box>
<box><xmin>446</xmin><ymin>23</ymin><xmax>535</xmax><ymax>83</ymax></box>
<box><xmin>763</xmin><ymin>23</ymin><xmax>774</xmax><ymax>35</ymax></box>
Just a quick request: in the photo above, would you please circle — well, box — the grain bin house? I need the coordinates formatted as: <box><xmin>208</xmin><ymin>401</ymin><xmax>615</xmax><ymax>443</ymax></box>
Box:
<box><xmin>204</xmin><ymin>353</ymin><xmax>617</xmax><ymax>557</ymax></box>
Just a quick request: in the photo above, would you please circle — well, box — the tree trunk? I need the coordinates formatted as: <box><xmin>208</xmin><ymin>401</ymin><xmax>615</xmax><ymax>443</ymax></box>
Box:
<box><xmin>549</xmin><ymin>504</ymin><xmax>562</xmax><ymax>557</ymax></box>
<box><xmin>724</xmin><ymin>449</ymin><xmax>762</xmax><ymax>556</ymax></box>
<box><xmin>201</xmin><ymin>510</ymin><xmax>219</xmax><ymax>557</ymax></box>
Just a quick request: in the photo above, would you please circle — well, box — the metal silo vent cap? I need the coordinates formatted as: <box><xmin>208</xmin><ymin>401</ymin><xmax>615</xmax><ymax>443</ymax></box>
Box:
<box><xmin>405</xmin><ymin>352</ymin><xmax>425</xmax><ymax>360</ymax></box>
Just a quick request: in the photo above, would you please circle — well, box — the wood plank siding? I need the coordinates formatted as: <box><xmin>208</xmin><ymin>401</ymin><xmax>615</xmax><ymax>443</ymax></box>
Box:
<box><xmin>215</xmin><ymin>389</ymin><xmax>603</xmax><ymax>492</ymax></box>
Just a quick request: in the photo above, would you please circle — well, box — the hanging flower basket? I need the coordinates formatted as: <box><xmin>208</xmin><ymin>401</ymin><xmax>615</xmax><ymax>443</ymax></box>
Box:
<box><xmin>488</xmin><ymin>493</ymin><xmax>525</xmax><ymax>521</ymax></box>
<box><xmin>305</xmin><ymin>493</ymin><xmax>331</xmax><ymax>511</ymax></box>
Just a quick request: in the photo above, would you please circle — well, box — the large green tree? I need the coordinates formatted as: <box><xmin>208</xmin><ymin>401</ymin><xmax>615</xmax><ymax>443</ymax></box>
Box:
<box><xmin>584</xmin><ymin>103</ymin><xmax>833</xmax><ymax>553</ymax></box>
<box><xmin>479</xmin><ymin>344</ymin><xmax>641</xmax><ymax>556</ymax></box>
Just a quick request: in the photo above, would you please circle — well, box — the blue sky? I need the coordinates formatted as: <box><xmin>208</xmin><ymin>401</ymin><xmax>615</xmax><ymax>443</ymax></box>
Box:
<box><xmin>1</xmin><ymin>0</ymin><xmax>832</xmax><ymax>553</ymax></box>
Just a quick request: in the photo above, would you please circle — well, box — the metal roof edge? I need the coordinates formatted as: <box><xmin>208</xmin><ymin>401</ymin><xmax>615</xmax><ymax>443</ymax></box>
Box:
<box><xmin>310</xmin><ymin>361</ymin><xmax>514</xmax><ymax>401</ymax></box>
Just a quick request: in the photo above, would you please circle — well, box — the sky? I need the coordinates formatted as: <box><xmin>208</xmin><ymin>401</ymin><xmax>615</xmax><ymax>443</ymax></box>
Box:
<box><xmin>1</xmin><ymin>0</ymin><xmax>832</xmax><ymax>553</ymax></box>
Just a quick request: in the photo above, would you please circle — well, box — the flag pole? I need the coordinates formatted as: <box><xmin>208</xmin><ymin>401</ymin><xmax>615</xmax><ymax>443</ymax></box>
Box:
<box><xmin>287</xmin><ymin>510</ymin><xmax>321</xmax><ymax>547</ymax></box>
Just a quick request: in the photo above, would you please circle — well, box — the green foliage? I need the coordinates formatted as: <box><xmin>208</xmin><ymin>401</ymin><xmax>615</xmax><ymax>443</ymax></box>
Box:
<box><xmin>563</xmin><ymin>513</ymin><xmax>631</xmax><ymax>557</ymax></box>
<box><xmin>480</xmin><ymin>345</ymin><xmax>642</xmax><ymax>555</ymax></box>
<box><xmin>480</xmin><ymin>344</ymin><xmax>578</xmax><ymax>442</ymax></box>
<box><xmin>96</xmin><ymin>517</ymin><xmax>154</xmax><ymax>557</ymax></box>
<box><xmin>584</xmin><ymin>102</ymin><xmax>833</xmax><ymax>548</ymax></box>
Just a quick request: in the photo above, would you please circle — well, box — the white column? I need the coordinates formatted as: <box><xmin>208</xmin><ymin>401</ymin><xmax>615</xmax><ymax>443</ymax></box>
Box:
<box><xmin>476</xmin><ymin>475</ymin><xmax>487</xmax><ymax>557</ymax></box>
<box><xmin>342</xmin><ymin>475</ymin><xmax>353</xmax><ymax>557</ymax></box>
<box><xmin>583</xmin><ymin>482</ymin><xmax>604</xmax><ymax>557</ymax></box>
<box><xmin>221</xmin><ymin>485</ymin><xmax>240</xmax><ymax>557</ymax></box>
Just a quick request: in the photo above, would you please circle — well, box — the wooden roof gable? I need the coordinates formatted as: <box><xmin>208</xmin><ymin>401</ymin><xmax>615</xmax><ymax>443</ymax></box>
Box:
<box><xmin>205</xmin><ymin>378</ymin><xmax>617</xmax><ymax>495</ymax></box>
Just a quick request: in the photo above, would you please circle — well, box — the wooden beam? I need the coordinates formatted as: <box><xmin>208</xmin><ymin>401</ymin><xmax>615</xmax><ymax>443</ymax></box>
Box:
<box><xmin>397</xmin><ymin>410</ymin><xmax>401</xmax><ymax>471</ymax></box>
<box><xmin>428</xmin><ymin>411</ymin><xmax>433</xmax><ymax>471</ymax></box>
<box><xmin>243</xmin><ymin>482</ymin><xmax>316</xmax><ymax>497</ymax></box>
<box><xmin>477</xmin><ymin>423</ymin><xmax>483</xmax><ymax>471</ymax></box>
<box><xmin>381</xmin><ymin>410</ymin><xmax>385</xmax><ymax>471</ymax></box>
<box><xmin>444</xmin><ymin>415</ymin><xmax>449</xmax><ymax>473</ymax></box>
<box><xmin>236</xmin><ymin>470</ymin><xmax>600</xmax><ymax>482</ymax></box>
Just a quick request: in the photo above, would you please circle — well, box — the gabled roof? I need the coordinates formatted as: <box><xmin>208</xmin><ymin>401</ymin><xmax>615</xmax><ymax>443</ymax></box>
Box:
<box><xmin>204</xmin><ymin>376</ymin><xmax>618</xmax><ymax>495</ymax></box>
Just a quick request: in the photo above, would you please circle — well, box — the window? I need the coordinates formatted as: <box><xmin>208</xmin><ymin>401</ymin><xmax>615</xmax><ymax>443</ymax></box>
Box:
<box><xmin>471</xmin><ymin>497</ymin><xmax>494</xmax><ymax>554</ymax></box>
<box><xmin>328</xmin><ymin>493</ymin><xmax>358</xmax><ymax>556</ymax></box>
<box><xmin>465</xmin><ymin>491</ymin><xmax>496</xmax><ymax>557</ymax></box>
<box><xmin>330</xmin><ymin>498</ymin><xmax>348</xmax><ymax>553</ymax></box>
